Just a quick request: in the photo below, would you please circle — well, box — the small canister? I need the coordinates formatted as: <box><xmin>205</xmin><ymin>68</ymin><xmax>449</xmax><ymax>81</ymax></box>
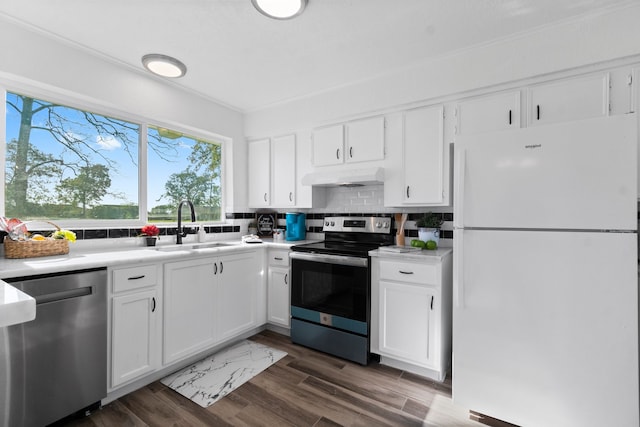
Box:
<box><xmin>273</xmin><ymin>229</ymin><xmax>285</xmax><ymax>242</ymax></box>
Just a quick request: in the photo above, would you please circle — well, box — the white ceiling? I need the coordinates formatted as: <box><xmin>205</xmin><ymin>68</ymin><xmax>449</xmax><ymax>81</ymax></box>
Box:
<box><xmin>0</xmin><ymin>0</ymin><xmax>634</xmax><ymax>112</ymax></box>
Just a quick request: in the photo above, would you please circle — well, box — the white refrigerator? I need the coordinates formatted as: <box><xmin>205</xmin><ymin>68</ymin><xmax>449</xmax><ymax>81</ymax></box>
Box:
<box><xmin>453</xmin><ymin>114</ymin><xmax>639</xmax><ymax>427</ymax></box>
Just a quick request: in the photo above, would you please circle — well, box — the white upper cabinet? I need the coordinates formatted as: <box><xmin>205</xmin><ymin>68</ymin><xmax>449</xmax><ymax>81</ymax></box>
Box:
<box><xmin>312</xmin><ymin>116</ymin><xmax>385</xmax><ymax>166</ymax></box>
<box><xmin>455</xmin><ymin>91</ymin><xmax>521</xmax><ymax>136</ymax></box>
<box><xmin>312</xmin><ymin>124</ymin><xmax>344</xmax><ymax>166</ymax></box>
<box><xmin>271</xmin><ymin>134</ymin><xmax>296</xmax><ymax>207</ymax></box>
<box><xmin>248</xmin><ymin>138</ymin><xmax>270</xmax><ymax>207</ymax></box>
<box><xmin>402</xmin><ymin>105</ymin><xmax>445</xmax><ymax>205</ymax></box>
<box><xmin>345</xmin><ymin>116</ymin><xmax>385</xmax><ymax>163</ymax></box>
<box><xmin>527</xmin><ymin>74</ymin><xmax>609</xmax><ymax>126</ymax></box>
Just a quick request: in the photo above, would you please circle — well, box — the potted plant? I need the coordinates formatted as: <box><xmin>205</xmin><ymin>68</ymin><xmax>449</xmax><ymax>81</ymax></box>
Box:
<box><xmin>415</xmin><ymin>212</ymin><xmax>443</xmax><ymax>245</ymax></box>
<box><xmin>140</xmin><ymin>224</ymin><xmax>160</xmax><ymax>246</ymax></box>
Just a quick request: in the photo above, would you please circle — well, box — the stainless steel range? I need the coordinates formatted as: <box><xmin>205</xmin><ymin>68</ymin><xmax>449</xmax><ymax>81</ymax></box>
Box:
<box><xmin>289</xmin><ymin>216</ymin><xmax>393</xmax><ymax>365</ymax></box>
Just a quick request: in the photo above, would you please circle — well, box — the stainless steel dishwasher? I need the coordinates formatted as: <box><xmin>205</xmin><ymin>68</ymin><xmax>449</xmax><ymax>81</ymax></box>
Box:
<box><xmin>0</xmin><ymin>267</ymin><xmax>107</xmax><ymax>427</ymax></box>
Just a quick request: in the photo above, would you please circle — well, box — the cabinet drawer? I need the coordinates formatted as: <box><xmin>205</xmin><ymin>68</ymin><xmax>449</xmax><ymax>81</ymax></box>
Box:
<box><xmin>112</xmin><ymin>265</ymin><xmax>158</xmax><ymax>293</ymax></box>
<box><xmin>269</xmin><ymin>249</ymin><xmax>290</xmax><ymax>267</ymax></box>
<box><xmin>379</xmin><ymin>260</ymin><xmax>438</xmax><ymax>285</ymax></box>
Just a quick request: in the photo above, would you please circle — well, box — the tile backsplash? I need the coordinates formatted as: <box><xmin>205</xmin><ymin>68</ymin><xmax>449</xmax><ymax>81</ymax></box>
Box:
<box><xmin>20</xmin><ymin>185</ymin><xmax>452</xmax><ymax>244</ymax></box>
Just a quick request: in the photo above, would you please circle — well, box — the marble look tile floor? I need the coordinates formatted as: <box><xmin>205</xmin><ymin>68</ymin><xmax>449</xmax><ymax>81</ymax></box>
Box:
<box><xmin>160</xmin><ymin>339</ymin><xmax>287</xmax><ymax>408</ymax></box>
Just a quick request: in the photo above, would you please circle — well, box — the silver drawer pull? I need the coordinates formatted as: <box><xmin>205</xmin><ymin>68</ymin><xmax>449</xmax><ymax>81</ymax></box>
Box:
<box><xmin>128</xmin><ymin>275</ymin><xmax>146</xmax><ymax>280</ymax></box>
<box><xmin>399</xmin><ymin>270</ymin><xmax>414</xmax><ymax>275</ymax></box>
<box><xmin>274</xmin><ymin>257</ymin><xmax>283</xmax><ymax>261</ymax></box>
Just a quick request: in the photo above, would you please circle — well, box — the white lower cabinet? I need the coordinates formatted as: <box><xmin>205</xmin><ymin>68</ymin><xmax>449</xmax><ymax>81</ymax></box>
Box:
<box><xmin>217</xmin><ymin>251</ymin><xmax>260</xmax><ymax>341</ymax></box>
<box><xmin>163</xmin><ymin>251</ymin><xmax>260</xmax><ymax>365</ymax></box>
<box><xmin>267</xmin><ymin>249</ymin><xmax>291</xmax><ymax>328</ymax></box>
<box><xmin>163</xmin><ymin>257</ymin><xmax>217</xmax><ymax>365</ymax></box>
<box><xmin>110</xmin><ymin>264</ymin><xmax>162</xmax><ymax>389</ymax></box>
<box><xmin>371</xmin><ymin>251</ymin><xmax>452</xmax><ymax>381</ymax></box>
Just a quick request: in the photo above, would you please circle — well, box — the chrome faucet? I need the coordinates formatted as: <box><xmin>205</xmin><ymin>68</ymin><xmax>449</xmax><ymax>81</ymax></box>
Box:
<box><xmin>176</xmin><ymin>200</ymin><xmax>196</xmax><ymax>244</ymax></box>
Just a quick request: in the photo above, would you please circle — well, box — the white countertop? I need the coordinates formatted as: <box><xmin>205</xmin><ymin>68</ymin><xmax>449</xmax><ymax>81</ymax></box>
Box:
<box><xmin>0</xmin><ymin>237</ymin><xmax>318</xmax><ymax>327</ymax></box>
<box><xmin>0</xmin><ymin>280</ymin><xmax>36</xmax><ymax>327</ymax></box>
<box><xmin>369</xmin><ymin>246</ymin><xmax>453</xmax><ymax>261</ymax></box>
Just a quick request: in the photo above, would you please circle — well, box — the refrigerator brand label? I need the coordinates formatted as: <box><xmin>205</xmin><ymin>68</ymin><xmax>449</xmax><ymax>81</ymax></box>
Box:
<box><xmin>524</xmin><ymin>144</ymin><xmax>542</xmax><ymax>149</ymax></box>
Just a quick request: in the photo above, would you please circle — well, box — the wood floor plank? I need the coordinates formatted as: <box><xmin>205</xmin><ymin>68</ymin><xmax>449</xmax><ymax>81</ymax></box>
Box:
<box><xmin>300</xmin><ymin>375</ymin><xmax>423</xmax><ymax>427</ymax></box>
<box><xmin>287</xmin><ymin>357</ymin><xmax>409</xmax><ymax>410</ymax></box>
<box><xmin>232</xmin><ymin>380</ymin><xmax>321</xmax><ymax>426</ymax></box>
<box><xmin>250</xmin><ymin>367</ymin><xmax>361</xmax><ymax>426</ymax></box>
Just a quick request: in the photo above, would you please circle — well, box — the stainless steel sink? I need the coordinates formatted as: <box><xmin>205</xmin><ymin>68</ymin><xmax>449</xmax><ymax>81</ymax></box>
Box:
<box><xmin>154</xmin><ymin>242</ymin><xmax>235</xmax><ymax>251</ymax></box>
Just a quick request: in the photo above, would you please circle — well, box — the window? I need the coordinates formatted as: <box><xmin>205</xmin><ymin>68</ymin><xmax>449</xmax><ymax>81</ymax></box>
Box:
<box><xmin>147</xmin><ymin>126</ymin><xmax>222</xmax><ymax>222</ymax></box>
<box><xmin>4</xmin><ymin>91</ymin><xmax>223</xmax><ymax>224</ymax></box>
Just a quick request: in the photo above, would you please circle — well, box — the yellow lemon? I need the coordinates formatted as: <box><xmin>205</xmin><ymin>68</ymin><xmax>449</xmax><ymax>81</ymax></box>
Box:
<box><xmin>31</xmin><ymin>234</ymin><xmax>46</xmax><ymax>241</ymax></box>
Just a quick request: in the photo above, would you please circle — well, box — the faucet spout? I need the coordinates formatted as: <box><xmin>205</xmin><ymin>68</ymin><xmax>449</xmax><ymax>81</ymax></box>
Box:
<box><xmin>176</xmin><ymin>200</ymin><xmax>196</xmax><ymax>244</ymax></box>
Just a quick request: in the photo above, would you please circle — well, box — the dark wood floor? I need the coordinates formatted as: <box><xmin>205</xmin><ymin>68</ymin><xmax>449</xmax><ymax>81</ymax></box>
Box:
<box><xmin>59</xmin><ymin>330</ymin><xmax>489</xmax><ymax>427</ymax></box>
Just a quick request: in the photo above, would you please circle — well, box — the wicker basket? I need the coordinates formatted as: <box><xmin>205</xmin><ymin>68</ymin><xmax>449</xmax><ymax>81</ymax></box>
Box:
<box><xmin>4</xmin><ymin>221</ymin><xmax>69</xmax><ymax>259</ymax></box>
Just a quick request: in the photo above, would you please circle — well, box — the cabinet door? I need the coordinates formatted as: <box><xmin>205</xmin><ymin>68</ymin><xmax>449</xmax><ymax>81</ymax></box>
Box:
<box><xmin>455</xmin><ymin>91</ymin><xmax>520</xmax><ymax>136</ymax></box>
<box><xmin>378</xmin><ymin>280</ymin><xmax>438</xmax><ymax>368</ymax></box>
<box><xmin>272</xmin><ymin>134</ymin><xmax>296</xmax><ymax>207</ymax></box>
<box><xmin>267</xmin><ymin>266</ymin><xmax>290</xmax><ymax>327</ymax></box>
<box><xmin>345</xmin><ymin>116</ymin><xmax>385</xmax><ymax>163</ymax></box>
<box><xmin>528</xmin><ymin>74</ymin><xmax>609</xmax><ymax>126</ymax></box>
<box><xmin>163</xmin><ymin>258</ymin><xmax>216</xmax><ymax>364</ymax></box>
<box><xmin>248</xmin><ymin>138</ymin><xmax>271</xmax><ymax>207</ymax></box>
<box><xmin>217</xmin><ymin>251</ymin><xmax>259</xmax><ymax>341</ymax></box>
<box><xmin>312</xmin><ymin>124</ymin><xmax>344</xmax><ymax>166</ymax></box>
<box><xmin>403</xmin><ymin>105</ymin><xmax>444</xmax><ymax>204</ymax></box>
<box><xmin>111</xmin><ymin>289</ymin><xmax>159</xmax><ymax>387</ymax></box>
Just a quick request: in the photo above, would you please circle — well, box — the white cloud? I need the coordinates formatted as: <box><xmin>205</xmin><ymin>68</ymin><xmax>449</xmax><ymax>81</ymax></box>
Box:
<box><xmin>96</xmin><ymin>135</ymin><xmax>121</xmax><ymax>150</ymax></box>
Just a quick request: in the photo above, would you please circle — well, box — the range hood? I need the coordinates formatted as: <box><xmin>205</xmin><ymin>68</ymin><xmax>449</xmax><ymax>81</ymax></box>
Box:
<box><xmin>301</xmin><ymin>167</ymin><xmax>384</xmax><ymax>187</ymax></box>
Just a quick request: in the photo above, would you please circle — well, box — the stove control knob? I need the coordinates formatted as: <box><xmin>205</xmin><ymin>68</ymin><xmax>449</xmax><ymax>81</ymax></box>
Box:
<box><xmin>330</xmin><ymin>221</ymin><xmax>335</xmax><ymax>226</ymax></box>
<box><xmin>384</xmin><ymin>222</ymin><xmax>390</xmax><ymax>228</ymax></box>
<box><xmin>375</xmin><ymin>222</ymin><xmax>382</xmax><ymax>228</ymax></box>
<box><xmin>325</xmin><ymin>221</ymin><xmax>330</xmax><ymax>227</ymax></box>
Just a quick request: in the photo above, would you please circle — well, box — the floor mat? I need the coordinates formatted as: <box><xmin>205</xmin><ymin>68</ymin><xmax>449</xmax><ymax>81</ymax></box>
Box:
<box><xmin>161</xmin><ymin>339</ymin><xmax>287</xmax><ymax>407</ymax></box>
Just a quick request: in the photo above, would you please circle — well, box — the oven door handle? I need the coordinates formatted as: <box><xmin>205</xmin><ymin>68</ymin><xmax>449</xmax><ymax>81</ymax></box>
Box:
<box><xmin>290</xmin><ymin>252</ymin><xmax>368</xmax><ymax>268</ymax></box>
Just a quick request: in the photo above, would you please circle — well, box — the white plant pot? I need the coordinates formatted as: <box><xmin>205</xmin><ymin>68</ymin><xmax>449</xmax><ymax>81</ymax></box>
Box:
<box><xmin>418</xmin><ymin>228</ymin><xmax>440</xmax><ymax>245</ymax></box>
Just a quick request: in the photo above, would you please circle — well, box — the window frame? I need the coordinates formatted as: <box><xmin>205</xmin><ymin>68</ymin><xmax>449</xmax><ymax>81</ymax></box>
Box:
<box><xmin>1</xmin><ymin>83</ymin><xmax>227</xmax><ymax>228</ymax></box>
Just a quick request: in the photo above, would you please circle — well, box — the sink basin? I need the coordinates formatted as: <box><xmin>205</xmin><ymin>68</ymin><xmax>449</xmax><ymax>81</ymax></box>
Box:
<box><xmin>154</xmin><ymin>242</ymin><xmax>235</xmax><ymax>252</ymax></box>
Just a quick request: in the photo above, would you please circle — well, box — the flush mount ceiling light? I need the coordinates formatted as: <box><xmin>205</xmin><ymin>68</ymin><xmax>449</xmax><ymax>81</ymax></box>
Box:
<box><xmin>251</xmin><ymin>0</ymin><xmax>307</xmax><ymax>19</ymax></box>
<box><xmin>141</xmin><ymin>54</ymin><xmax>187</xmax><ymax>78</ymax></box>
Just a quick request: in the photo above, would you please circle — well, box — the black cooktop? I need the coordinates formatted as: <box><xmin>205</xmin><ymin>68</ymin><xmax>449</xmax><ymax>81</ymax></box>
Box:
<box><xmin>291</xmin><ymin>240</ymin><xmax>387</xmax><ymax>257</ymax></box>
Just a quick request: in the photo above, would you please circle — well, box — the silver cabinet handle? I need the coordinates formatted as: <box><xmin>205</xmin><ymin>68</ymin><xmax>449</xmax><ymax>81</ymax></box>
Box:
<box><xmin>264</xmin><ymin>192</ymin><xmax>267</xmax><ymax>202</ymax></box>
<box><xmin>128</xmin><ymin>275</ymin><xmax>145</xmax><ymax>280</ymax></box>
<box><xmin>284</xmin><ymin>274</ymin><xmax>288</xmax><ymax>285</ymax></box>
<box><xmin>399</xmin><ymin>270</ymin><xmax>414</xmax><ymax>275</ymax></box>
<box><xmin>336</xmin><ymin>148</ymin><xmax>340</xmax><ymax>159</ymax></box>
<box><xmin>349</xmin><ymin>146</ymin><xmax>353</xmax><ymax>158</ymax></box>
<box><xmin>289</xmin><ymin>192</ymin><xmax>293</xmax><ymax>201</ymax></box>
<box><xmin>406</xmin><ymin>186</ymin><xmax>410</xmax><ymax>199</ymax></box>
<box><xmin>274</xmin><ymin>257</ymin><xmax>283</xmax><ymax>261</ymax></box>
<box><xmin>214</xmin><ymin>263</ymin><xmax>217</xmax><ymax>275</ymax></box>
<box><xmin>219</xmin><ymin>261</ymin><xmax>223</xmax><ymax>274</ymax></box>
<box><xmin>152</xmin><ymin>297</ymin><xmax>156</xmax><ymax>313</ymax></box>
<box><xmin>430</xmin><ymin>295</ymin><xmax>434</xmax><ymax>310</ymax></box>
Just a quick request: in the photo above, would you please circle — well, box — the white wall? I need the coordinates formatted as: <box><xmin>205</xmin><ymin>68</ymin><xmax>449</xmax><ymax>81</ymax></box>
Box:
<box><xmin>245</xmin><ymin>4</ymin><xmax>640</xmax><ymax>137</ymax></box>
<box><xmin>0</xmin><ymin>17</ymin><xmax>247</xmax><ymax>213</ymax></box>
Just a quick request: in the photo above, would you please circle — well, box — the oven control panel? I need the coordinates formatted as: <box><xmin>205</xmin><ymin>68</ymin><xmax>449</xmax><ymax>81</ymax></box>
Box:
<box><xmin>323</xmin><ymin>216</ymin><xmax>391</xmax><ymax>233</ymax></box>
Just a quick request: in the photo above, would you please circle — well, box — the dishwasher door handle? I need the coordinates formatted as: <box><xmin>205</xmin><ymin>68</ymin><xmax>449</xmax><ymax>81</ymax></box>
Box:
<box><xmin>35</xmin><ymin>286</ymin><xmax>92</xmax><ymax>305</ymax></box>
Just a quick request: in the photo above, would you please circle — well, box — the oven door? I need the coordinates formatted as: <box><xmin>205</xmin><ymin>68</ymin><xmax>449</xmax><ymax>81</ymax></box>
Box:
<box><xmin>289</xmin><ymin>252</ymin><xmax>369</xmax><ymax>335</ymax></box>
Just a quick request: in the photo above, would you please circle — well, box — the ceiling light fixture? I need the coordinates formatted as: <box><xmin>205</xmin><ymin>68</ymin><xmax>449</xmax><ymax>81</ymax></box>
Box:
<box><xmin>251</xmin><ymin>0</ymin><xmax>307</xmax><ymax>20</ymax></box>
<box><xmin>141</xmin><ymin>54</ymin><xmax>187</xmax><ymax>78</ymax></box>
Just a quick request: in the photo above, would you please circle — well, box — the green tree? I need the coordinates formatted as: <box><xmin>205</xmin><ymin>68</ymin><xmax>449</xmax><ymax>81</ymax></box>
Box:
<box><xmin>4</xmin><ymin>138</ymin><xmax>63</xmax><ymax>215</ymax></box>
<box><xmin>163</xmin><ymin>171</ymin><xmax>211</xmax><ymax>207</ymax></box>
<box><xmin>55</xmin><ymin>164</ymin><xmax>112</xmax><ymax>217</ymax></box>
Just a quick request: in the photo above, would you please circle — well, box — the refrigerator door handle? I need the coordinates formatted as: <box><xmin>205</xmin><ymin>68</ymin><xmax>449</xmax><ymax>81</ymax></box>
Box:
<box><xmin>454</xmin><ymin>148</ymin><xmax>466</xmax><ymax>229</ymax></box>
<box><xmin>453</xmin><ymin>229</ymin><xmax>464</xmax><ymax>308</ymax></box>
